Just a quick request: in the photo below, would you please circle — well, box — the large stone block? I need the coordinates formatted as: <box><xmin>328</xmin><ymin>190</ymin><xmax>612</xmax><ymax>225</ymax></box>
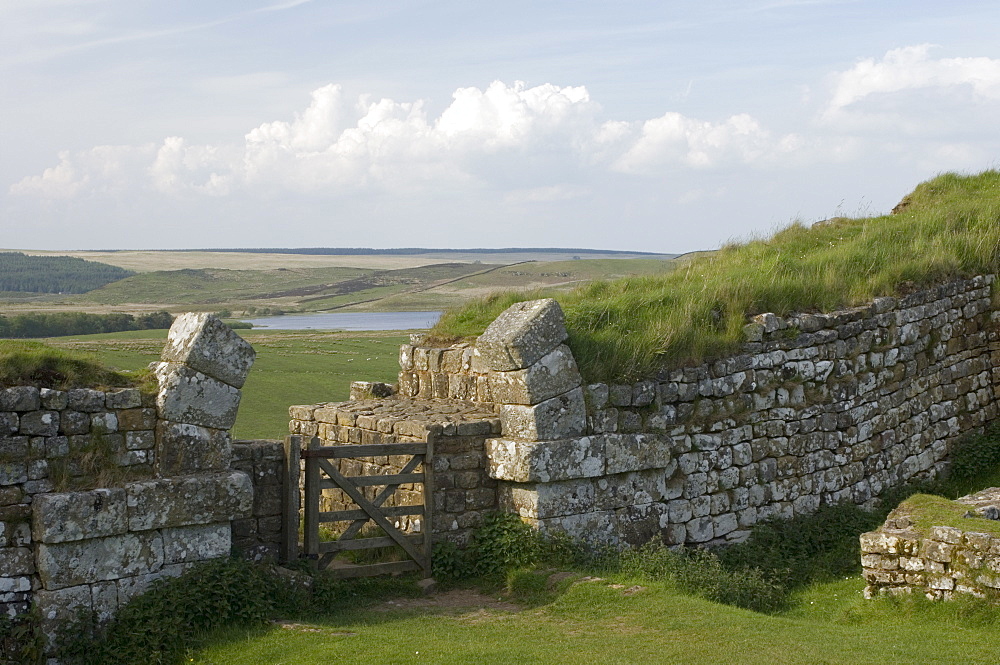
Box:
<box><xmin>0</xmin><ymin>387</ymin><xmax>39</xmax><ymax>412</ymax></box>
<box><xmin>126</xmin><ymin>471</ymin><xmax>253</xmax><ymax>531</ymax></box>
<box><xmin>161</xmin><ymin>312</ymin><xmax>256</xmax><ymax>388</ymax></box>
<box><xmin>525</xmin><ymin>510</ymin><xmax>619</xmax><ymax>547</ymax></box>
<box><xmin>604</xmin><ymin>433</ymin><xmax>673</xmax><ymax>475</ymax></box>
<box><xmin>487</xmin><ymin>436</ymin><xmax>605</xmax><ymax>482</ymax></box>
<box><xmin>155</xmin><ymin>362</ymin><xmax>241</xmax><ymax>429</ymax></box>
<box><xmin>35</xmin><ymin>585</ymin><xmax>91</xmax><ymax>652</ymax></box>
<box><xmin>156</xmin><ymin>421</ymin><xmax>231</xmax><ymax>476</ymax></box>
<box><xmin>498</xmin><ymin>478</ymin><xmax>597</xmax><ymax>519</ymax></box>
<box><xmin>161</xmin><ymin>523</ymin><xmax>231</xmax><ymax>564</ymax></box>
<box><xmin>499</xmin><ymin>387</ymin><xmax>586</xmax><ymax>441</ymax></box>
<box><xmin>475</xmin><ymin>299</ymin><xmax>568</xmax><ymax>371</ymax></box>
<box><xmin>36</xmin><ymin>531</ymin><xmax>164</xmax><ymax>590</ymax></box>
<box><xmin>32</xmin><ymin>488</ymin><xmax>128</xmax><ymax>543</ymax></box>
<box><xmin>488</xmin><ymin>345</ymin><xmax>582</xmax><ymax>405</ymax></box>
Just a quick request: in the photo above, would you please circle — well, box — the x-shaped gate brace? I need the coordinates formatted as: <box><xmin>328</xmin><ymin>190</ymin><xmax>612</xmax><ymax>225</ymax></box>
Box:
<box><xmin>299</xmin><ymin>437</ymin><xmax>435</xmax><ymax>578</ymax></box>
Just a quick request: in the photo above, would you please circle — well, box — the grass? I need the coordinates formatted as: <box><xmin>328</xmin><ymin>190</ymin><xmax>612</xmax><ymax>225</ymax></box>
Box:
<box><xmin>0</xmin><ymin>339</ymin><xmax>137</xmax><ymax>390</ymax></box>
<box><xmin>44</xmin><ymin>329</ymin><xmax>407</xmax><ymax>439</ymax></box>
<box><xmin>187</xmin><ymin>576</ymin><xmax>1000</xmax><ymax>665</ymax></box>
<box><xmin>432</xmin><ymin>170</ymin><xmax>1000</xmax><ymax>382</ymax></box>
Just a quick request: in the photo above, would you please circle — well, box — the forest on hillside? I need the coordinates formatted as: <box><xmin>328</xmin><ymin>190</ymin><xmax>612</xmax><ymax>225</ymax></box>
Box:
<box><xmin>0</xmin><ymin>252</ymin><xmax>134</xmax><ymax>293</ymax></box>
<box><xmin>0</xmin><ymin>311</ymin><xmax>174</xmax><ymax>338</ymax></box>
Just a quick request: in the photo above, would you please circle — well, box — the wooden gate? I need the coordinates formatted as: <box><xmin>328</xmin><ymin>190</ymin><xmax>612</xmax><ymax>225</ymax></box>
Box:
<box><xmin>289</xmin><ymin>435</ymin><xmax>434</xmax><ymax>578</ymax></box>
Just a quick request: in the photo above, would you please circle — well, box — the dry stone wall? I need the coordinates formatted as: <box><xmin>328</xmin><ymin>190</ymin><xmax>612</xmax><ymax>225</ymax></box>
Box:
<box><xmin>393</xmin><ymin>277</ymin><xmax>999</xmax><ymax>547</ymax></box>
<box><xmin>861</xmin><ymin>488</ymin><xmax>1000</xmax><ymax>599</ymax></box>
<box><xmin>0</xmin><ymin>313</ymin><xmax>258</xmax><ymax>657</ymax></box>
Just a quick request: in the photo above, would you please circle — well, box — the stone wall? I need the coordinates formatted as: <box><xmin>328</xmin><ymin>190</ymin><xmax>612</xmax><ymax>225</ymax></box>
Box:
<box><xmin>861</xmin><ymin>488</ymin><xmax>1000</xmax><ymax>599</ymax></box>
<box><xmin>230</xmin><ymin>439</ymin><xmax>285</xmax><ymax>561</ymax></box>
<box><xmin>392</xmin><ymin>276</ymin><xmax>999</xmax><ymax>547</ymax></box>
<box><xmin>0</xmin><ymin>313</ymin><xmax>258</xmax><ymax>656</ymax></box>
<box><xmin>289</xmin><ymin>399</ymin><xmax>501</xmax><ymax>545</ymax></box>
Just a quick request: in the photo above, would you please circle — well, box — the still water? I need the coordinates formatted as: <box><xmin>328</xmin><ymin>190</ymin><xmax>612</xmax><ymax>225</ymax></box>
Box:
<box><xmin>240</xmin><ymin>311</ymin><xmax>442</xmax><ymax>331</ymax></box>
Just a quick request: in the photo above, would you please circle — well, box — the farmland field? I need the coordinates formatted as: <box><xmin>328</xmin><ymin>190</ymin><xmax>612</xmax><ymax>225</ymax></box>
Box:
<box><xmin>46</xmin><ymin>329</ymin><xmax>407</xmax><ymax>440</ymax></box>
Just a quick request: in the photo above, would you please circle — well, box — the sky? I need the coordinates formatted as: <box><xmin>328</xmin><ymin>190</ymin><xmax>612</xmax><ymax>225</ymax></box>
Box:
<box><xmin>2</xmin><ymin>1</ymin><xmax>1000</xmax><ymax>254</ymax></box>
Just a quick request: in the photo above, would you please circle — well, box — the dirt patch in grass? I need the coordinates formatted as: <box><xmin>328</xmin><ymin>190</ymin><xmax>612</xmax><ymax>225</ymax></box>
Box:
<box><xmin>378</xmin><ymin>588</ymin><xmax>524</xmax><ymax>615</ymax></box>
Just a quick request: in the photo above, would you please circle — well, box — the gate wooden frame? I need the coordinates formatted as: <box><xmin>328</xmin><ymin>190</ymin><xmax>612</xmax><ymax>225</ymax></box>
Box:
<box><xmin>285</xmin><ymin>434</ymin><xmax>434</xmax><ymax>579</ymax></box>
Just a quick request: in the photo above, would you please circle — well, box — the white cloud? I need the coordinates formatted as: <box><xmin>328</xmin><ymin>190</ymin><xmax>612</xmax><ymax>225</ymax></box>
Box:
<box><xmin>826</xmin><ymin>45</ymin><xmax>1000</xmax><ymax>113</ymax></box>
<box><xmin>12</xmin><ymin>80</ymin><xmax>805</xmax><ymax>203</ymax></box>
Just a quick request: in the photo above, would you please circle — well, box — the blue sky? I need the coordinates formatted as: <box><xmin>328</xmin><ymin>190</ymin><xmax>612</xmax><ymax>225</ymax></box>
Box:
<box><xmin>3</xmin><ymin>1</ymin><xmax>1000</xmax><ymax>252</ymax></box>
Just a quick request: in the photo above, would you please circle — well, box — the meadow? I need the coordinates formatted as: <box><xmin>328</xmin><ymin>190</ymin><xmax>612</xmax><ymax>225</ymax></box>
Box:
<box><xmin>45</xmin><ymin>328</ymin><xmax>407</xmax><ymax>440</ymax></box>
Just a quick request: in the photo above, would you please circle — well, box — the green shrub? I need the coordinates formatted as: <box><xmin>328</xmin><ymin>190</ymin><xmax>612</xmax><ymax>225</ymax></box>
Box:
<box><xmin>719</xmin><ymin>503</ymin><xmax>883</xmax><ymax>589</ymax></box>
<box><xmin>945</xmin><ymin>425</ymin><xmax>1000</xmax><ymax>495</ymax></box>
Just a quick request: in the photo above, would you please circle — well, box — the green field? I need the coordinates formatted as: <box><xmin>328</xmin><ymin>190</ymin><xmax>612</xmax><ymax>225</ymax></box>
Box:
<box><xmin>46</xmin><ymin>329</ymin><xmax>407</xmax><ymax>440</ymax></box>
<box><xmin>188</xmin><ymin>576</ymin><xmax>1000</xmax><ymax>664</ymax></box>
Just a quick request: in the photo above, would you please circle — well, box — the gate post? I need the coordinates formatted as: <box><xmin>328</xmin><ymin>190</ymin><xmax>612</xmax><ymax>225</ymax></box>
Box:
<box><xmin>421</xmin><ymin>433</ymin><xmax>436</xmax><ymax>577</ymax></box>
<box><xmin>281</xmin><ymin>435</ymin><xmax>302</xmax><ymax>562</ymax></box>
<box><xmin>302</xmin><ymin>435</ymin><xmax>321</xmax><ymax>563</ymax></box>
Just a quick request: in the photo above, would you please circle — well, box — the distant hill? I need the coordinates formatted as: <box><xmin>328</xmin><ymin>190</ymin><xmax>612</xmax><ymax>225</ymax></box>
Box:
<box><xmin>0</xmin><ymin>252</ymin><xmax>134</xmax><ymax>294</ymax></box>
<box><xmin>169</xmin><ymin>247</ymin><xmax>672</xmax><ymax>257</ymax></box>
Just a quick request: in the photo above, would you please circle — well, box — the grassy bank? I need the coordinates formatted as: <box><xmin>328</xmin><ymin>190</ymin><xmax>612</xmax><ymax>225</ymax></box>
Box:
<box><xmin>433</xmin><ymin>170</ymin><xmax>1000</xmax><ymax>382</ymax></box>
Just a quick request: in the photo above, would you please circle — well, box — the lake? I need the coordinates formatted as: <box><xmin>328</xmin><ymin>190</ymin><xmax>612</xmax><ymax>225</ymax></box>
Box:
<box><xmin>240</xmin><ymin>311</ymin><xmax>442</xmax><ymax>331</ymax></box>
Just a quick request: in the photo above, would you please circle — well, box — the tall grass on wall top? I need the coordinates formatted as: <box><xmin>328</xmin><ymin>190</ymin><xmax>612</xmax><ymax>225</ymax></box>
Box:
<box><xmin>431</xmin><ymin>170</ymin><xmax>1000</xmax><ymax>382</ymax></box>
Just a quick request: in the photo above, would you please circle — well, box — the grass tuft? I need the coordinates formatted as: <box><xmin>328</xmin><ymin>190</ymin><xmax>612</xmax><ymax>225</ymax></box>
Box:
<box><xmin>432</xmin><ymin>170</ymin><xmax>1000</xmax><ymax>381</ymax></box>
<box><xmin>0</xmin><ymin>340</ymin><xmax>137</xmax><ymax>390</ymax></box>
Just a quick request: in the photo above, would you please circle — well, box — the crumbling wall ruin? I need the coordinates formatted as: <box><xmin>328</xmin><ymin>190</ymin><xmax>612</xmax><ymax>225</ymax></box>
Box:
<box><xmin>0</xmin><ymin>313</ymin><xmax>258</xmax><ymax>656</ymax></box>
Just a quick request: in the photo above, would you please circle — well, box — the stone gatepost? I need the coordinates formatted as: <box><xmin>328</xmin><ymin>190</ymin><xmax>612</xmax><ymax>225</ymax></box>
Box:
<box><xmin>476</xmin><ymin>300</ymin><xmax>613</xmax><ymax>542</ymax></box>
<box><xmin>154</xmin><ymin>313</ymin><xmax>256</xmax><ymax>474</ymax></box>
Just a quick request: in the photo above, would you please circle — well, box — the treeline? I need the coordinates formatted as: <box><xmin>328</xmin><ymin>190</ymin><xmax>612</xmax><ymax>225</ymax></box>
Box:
<box><xmin>0</xmin><ymin>252</ymin><xmax>135</xmax><ymax>293</ymax></box>
<box><xmin>0</xmin><ymin>311</ymin><xmax>174</xmax><ymax>338</ymax></box>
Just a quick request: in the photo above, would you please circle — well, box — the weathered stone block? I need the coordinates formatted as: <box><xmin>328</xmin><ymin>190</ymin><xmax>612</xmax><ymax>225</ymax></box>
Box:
<box><xmin>18</xmin><ymin>411</ymin><xmax>58</xmax><ymax>436</ymax></box>
<box><xmin>487</xmin><ymin>436</ymin><xmax>605</xmax><ymax>482</ymax></box>
<box><xmin>105</xmin><ymin>388</ymin><xmax>142</xmax><ymax>409</ymax></box>
<box><xmin>604</xmin><ymin>433</ymin><xmax>672</xmax><ymax>475</ymax></box>
<box><xmin>67</xmin><ymin>388</ymin><xmax>106</xmax><ymax>412</ymax></box>
<box><xmin>499</xmin><ymin>387</ymin><xmax>586</xmax><ymax>441</ymax></box>
<box><xmin>350</xmin><ymin>381</ymin><xmax>396</xmax><ymax>400</ymax></box>
<box><xmin>0</xmin><ymin>387</ymin><xmax>39</xmax><ymax>412</ymax></box>
<box><xmin>488</xmin><ymin>345</ymin><xmax>581</xmax><ymax>406</ymax></box>
<box><xmin>39</xmin><ymin>388</ymin><xmax>68</xmax><ymax>411</ymax></box>
<box><xmin>0</xmin><ymin>413</ymin><xmax>15</xmax><ymax>437</ymax></box>
<box><xmin>0</xmin><ymin>547</ymin><xmax>33</xmax><ymax>575</ymax></box>
<box><xmin>35</xmin><ymin>585</ymin><xmax>91</xmax><ymax>651</ymax></box>
<box><xmin>36</xmin><ymin>531</ymin><xmax>164</xmax><ymax>590</ymax></box>
<box><xmin>155</xmin><ymin>363</ymin><xmax>242</xmax><ymax>429</ymax></box>
<box><xmin>126</xmin><ymin>471</ymin><xmax>252</xmax><ymax>531</ymax></box>
<box><xmin>161</xmin><ymin>523</ymin><xmax>231</xmax><ymax>564</ymax></box>
<box><xmin>117</xmin><ymin>407</ymin><xmax>157</xmax><ymax>431</ymax></box>
<box><xmin>526</xmin><ymin>510</ymin><xmax>619</xmax><ymax>547</ymax></box>
<box><xmin>161</xmin><ymin>312</ymin><xmax>255</xmax><ymax>388</ymax></box>
<box><xmin>475</xmin><ymin>299</ymin><xmax>568</xmax><ymax>371</ymax></box>
<box><xmin>498</xmin><ymin>478</ymin><xmax>597</xmax><ymax>519</ymax></box>
<box><xmin>32</xmin><ymin>488</ymin><xmax>128</xmax><ymax>543</ymax></box>
<box><xmin>156</xmin><ymin>421</ymin><xmax>231</xmax><ymax>475</ymax></box>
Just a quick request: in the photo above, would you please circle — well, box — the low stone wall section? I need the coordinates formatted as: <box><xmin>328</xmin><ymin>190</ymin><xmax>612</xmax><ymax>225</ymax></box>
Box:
<box><xmin>861</xmin><ymin>488</ymin><xmax>1000</xmax><ymax>599</ymax></box>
